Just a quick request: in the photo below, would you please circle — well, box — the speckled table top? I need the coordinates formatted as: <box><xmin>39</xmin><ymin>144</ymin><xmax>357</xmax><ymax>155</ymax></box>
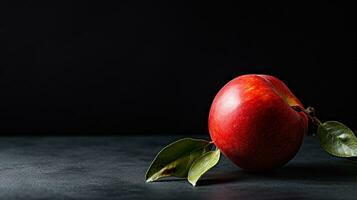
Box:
<box><xmin>0</xmin><ymin>135</ymin><xmax>356</xmax><ymax>200</ymax></box>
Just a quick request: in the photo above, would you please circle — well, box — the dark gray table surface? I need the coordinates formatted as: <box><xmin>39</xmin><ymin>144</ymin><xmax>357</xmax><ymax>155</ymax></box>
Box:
<box><xmin>0</xmin><ymin>135</ymin><xmax>356</xmax><ymax>200</ymax></box>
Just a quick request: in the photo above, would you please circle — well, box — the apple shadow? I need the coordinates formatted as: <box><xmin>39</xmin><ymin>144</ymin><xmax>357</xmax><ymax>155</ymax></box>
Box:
<box><xmin>151</xmin><ymin>171</ymin><xmax>244</xmax><ymax>185</ymax></box>
<box><xmin>155</xmin><ymin>178</ymin><xmax>187</xmax><ymax>183</ymax></box>
<box><xmin>198</xmin><ymin>170</ymin><xmax>244</xmax><ymax>186</ymax></box>
<box><xmin>264</xmin><ymin>161</ymin><xmax>357</xmax><ymax>182</ymax></box>
<box><xmin>196</xmin><ymin>160</ymin><xmax>357</xmax><ymax>186</ymax></box>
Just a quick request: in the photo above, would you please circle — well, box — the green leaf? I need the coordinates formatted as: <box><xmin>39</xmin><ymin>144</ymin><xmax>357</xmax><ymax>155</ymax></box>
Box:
<box><xmin>317</xmin><ymin>121</ymin><xmax>357</xmax><ymax>157</ymax></box>
<box><xmin>145</xmin><ymin>138</ymin><xmax>211</xmax><ymax>182</ymax></box>
<box><xmin>188</xmin><ymin>149</ymin><xmax>220</xmax><ymax>186</ymax></box>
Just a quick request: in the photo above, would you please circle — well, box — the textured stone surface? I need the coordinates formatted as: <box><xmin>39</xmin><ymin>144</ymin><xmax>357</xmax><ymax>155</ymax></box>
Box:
<box><xmin>0</xmin><ymin>135</ymin><xmax>356</xmax><ymax>199</ymax></box>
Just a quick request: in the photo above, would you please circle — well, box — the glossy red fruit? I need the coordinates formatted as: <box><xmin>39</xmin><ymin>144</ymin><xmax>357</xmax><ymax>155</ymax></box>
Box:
<box><xmin>208</xmin><ymin>74</ymin><xmax>308</xmax><ymax>171</ymax></box>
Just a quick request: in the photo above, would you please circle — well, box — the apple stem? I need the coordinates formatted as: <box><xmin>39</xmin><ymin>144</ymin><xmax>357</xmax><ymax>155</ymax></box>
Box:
<box><xmin>291</xmin><ymin>106</ymin><xmax>322</xmax><ymax>127</ymax></box>
<box><xmin>305</xmin><ymin>107</ymin><xmax>322</xmax><ymax>127</ymax></box>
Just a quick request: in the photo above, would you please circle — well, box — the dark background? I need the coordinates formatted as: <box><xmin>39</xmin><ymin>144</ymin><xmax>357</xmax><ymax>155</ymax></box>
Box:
<box><xmin>4</xmin><ymin>2</ymin><xmax>357</xmax><ymax>134</ymax></box>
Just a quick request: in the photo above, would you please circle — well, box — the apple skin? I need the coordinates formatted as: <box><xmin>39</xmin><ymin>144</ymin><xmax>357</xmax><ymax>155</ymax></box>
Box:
<box><xmin>208</xmin><ymin>74</ymin><xmax>308</xmax><ymax>171</ymax></box>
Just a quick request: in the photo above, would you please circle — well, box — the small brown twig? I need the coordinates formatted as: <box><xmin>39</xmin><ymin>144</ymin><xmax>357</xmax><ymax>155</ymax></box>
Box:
<box><xmin>291</xmin><ymin>106</ymin><xmax>322</xmax><ymax>127</ymax></box>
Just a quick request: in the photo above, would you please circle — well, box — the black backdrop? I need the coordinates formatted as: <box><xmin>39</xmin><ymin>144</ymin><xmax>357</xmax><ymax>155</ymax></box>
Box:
<box><xmin>4</xmin><ymin>2</ymin><xmax>357</xmax><ymax>134</ymax></box>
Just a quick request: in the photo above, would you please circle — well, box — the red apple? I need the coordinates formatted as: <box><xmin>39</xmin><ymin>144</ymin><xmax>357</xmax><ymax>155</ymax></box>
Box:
<box><xmin>208</xmin><ymin>74</ymin><xmax>308</xmax><ymax>171</ymax></box>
